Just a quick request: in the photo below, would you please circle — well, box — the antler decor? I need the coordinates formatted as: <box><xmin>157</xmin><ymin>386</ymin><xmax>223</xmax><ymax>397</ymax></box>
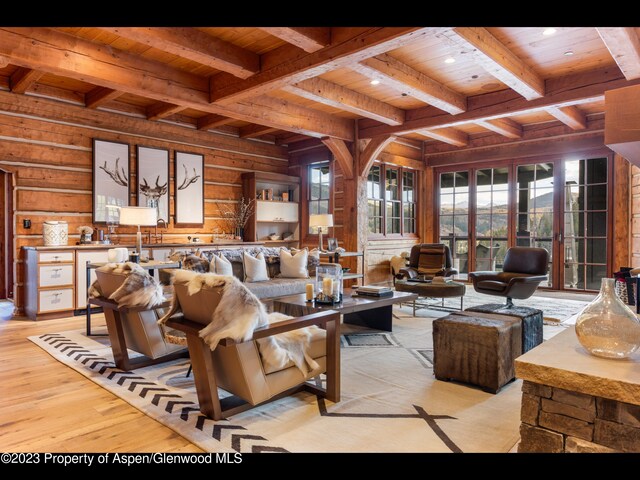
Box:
<box><xmin>99</xmin><ymin>157</ymin><xmax>128</xmax><ymax>187</ymax></box>
<box><xmin>140</xmin><ymin>176</ymin><xmax>168</xmax><ymax>198</ymax></box>
<box><xmin>178</xmin><ymin>163</ymin><xmax>200</xmax><ymax>190</ymax></box>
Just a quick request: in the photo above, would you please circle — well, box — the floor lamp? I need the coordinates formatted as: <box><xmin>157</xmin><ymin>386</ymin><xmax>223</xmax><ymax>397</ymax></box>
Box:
<box><xmin>118</xmin><ymin>206</ymin><xmax>157</xmax><ymax>262</ymax></box>
<box><xmin>309</xmin><ymin>213</ymin><xmax>334</xmax><ymax>252</ymax></box>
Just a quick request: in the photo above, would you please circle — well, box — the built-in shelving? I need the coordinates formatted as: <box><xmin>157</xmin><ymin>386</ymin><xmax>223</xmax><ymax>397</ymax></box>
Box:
<box><xmin>242</xmin><ymin>172</ymin><xmax>300</xmax><ymax>247</ymax></box>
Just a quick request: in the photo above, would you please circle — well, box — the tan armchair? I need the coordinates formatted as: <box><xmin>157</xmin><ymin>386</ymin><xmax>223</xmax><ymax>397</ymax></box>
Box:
<box><xmin>91</xmin><ymin>269</ymin><xmax>187</xmax><ymax>371</ymax></box>
<box><xmin>164</xmin><ymin>276</ymin><xmax>340</xmax><ymax>420</ymax></box>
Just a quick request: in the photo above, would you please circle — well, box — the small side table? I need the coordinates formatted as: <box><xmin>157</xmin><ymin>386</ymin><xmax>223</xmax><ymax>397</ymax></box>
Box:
<box><xmin>85</xmin><ymin>260</ymin><xmax>181</xmax><ymax>336</ymax></box>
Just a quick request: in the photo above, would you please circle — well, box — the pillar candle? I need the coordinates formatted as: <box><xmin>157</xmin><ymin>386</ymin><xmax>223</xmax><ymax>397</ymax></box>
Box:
<box><xmin>322</xmin><ymin>277</ymin><xmax>333</xmax><ymax>296</ymax></box>
<box><xmin>333</xmin><ymin>279</ymin><xmax>340</xmax><ymax>298</ymax></box>
<box><xmin>305</xmin><ymin>283</ymin><xmax>314</xmax><ymax>301</ymax></box>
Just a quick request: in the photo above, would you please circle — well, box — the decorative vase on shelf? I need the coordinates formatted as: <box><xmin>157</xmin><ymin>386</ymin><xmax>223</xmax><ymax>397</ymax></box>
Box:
<box><xmin>575</xmin><ymin>278</ymin><xmax>640</xmax><ymax>359</ymax></box>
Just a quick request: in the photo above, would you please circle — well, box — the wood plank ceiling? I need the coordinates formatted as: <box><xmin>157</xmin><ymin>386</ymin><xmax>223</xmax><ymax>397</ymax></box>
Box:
<box><xmin>0</xmin><ymin>26</ymin><xmax>638</xmax><ymax>157</ymax></box>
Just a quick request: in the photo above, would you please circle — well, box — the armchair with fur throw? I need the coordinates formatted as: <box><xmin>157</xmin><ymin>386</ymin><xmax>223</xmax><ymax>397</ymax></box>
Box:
<box><xmin>159</xmin><ymin>270</ymin><xmax>340</xmax><ymax>420</ymax></box>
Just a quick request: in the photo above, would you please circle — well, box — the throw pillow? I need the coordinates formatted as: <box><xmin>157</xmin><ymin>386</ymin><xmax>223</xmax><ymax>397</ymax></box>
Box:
<box><xmin>243</xmin><ymin>251</ymin><xmax>269</xmax><ymax>282</ymax></box>
<box><xmin>213</xmin><ymin>253</ymin><xmax>233</xmax><ymax>276</ymax></box>
<box><xmin>280</xmin><ymin>248</ymin><xmax>309</xmax><ymax>278</ymax></box>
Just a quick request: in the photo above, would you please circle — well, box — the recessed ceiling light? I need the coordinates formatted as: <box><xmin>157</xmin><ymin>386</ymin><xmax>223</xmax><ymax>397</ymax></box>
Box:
<box><xmin>543</xmin><ymin>28</ymin><xmax>557</xmax><ymax>36</ymax></box>
<box><xmin>370</xmin><ymin>79</ymin><xmax>380</xmax><ymax>85</ymax></box>
<box><xmin>564</xmin><ymin>50</ymin><xmax>574</xmax><ymax>56</ymax></box>
<box><xmin>444</xmin><ymin>57</ymin><xmax>456</xmax><ymax>64</ymax></box>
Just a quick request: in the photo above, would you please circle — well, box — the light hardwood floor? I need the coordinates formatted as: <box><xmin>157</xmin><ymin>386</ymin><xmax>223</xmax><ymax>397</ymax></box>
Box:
<box><xmin>0</xmin><ymin>312</ymin><xmax>201</xmax><ymax>452</ymax></box>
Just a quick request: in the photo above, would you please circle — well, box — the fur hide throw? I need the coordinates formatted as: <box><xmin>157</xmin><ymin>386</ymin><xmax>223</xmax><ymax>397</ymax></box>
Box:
<box><xmin>159</xmin><ymin>269</ymin><xmax>320</xmax><ymax>376</ymax></box>
<box><xmin>389</xmin><ymin>251</ymin><xmax>410</xmax><ymax>276</ymax></box>
<box><xmin>88</xmin><ymin>262</ymin><xmax>165</xmax><ymax>308</ymax></box>
<box><xmin>167</xmin><ymin>249</ymin><xmax>210</xmax><ymax>273</ymax></box>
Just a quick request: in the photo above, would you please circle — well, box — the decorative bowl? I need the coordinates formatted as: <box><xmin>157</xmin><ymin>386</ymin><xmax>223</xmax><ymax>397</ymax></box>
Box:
<box><xmin>269</xmin><ymin>235</ymin><xmax>281</xmax><ymax>241</ymax></box>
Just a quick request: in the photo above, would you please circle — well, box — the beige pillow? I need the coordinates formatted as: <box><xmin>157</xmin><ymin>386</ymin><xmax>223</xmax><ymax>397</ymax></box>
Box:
<box><xmin>280</xmin><ymin>248</ymin><xmax>309</xmax><ymax>278</ymax></box>
<box><xmin>212</xmin><ymin>253</ymin><xmax>233</xmax><ymax>276</ymax></box>
<box><xmin>243</xmin><ymin>251</ymin><xmax>269</xmax><ymax>282</ymax></box>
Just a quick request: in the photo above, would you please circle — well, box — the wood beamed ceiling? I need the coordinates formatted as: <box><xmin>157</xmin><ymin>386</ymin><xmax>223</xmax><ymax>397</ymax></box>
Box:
<box><xmin>0</xmin><ymin>26</ymin><xmax>639</xmax><ymax>162</ymax></box>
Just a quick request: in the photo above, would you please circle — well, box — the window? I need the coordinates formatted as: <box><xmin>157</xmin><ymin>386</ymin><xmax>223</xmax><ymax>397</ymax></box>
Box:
<box><xmin>475</xmin><ymin>167</ymin><xmax>509</xmax><ymax>272</ymax></box>
<box><xmin>308</xmin><ymin>162</ymin><xmax>331</xmax><ymax>234</ymax></box>
<box><xmin>439</xmin><ymin>171</ymin><xmax>469</xmax><ymax>275</ymax></box>
<box><xmin>367</xmin><ymin>163</ymin><xmax>416</xmax><ymax>236</ymax></box>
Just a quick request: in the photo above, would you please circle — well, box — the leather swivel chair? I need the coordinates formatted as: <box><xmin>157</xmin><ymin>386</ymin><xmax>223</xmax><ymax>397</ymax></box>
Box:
<box><xmin>469</xmin><ymin>247</ymin><xmax>549</xmax><ymax>307</ymax></box>
<box><xmin>397</xmin><ymin>243</ymin><xmax>458</xmax><ymax>280</ymax></box>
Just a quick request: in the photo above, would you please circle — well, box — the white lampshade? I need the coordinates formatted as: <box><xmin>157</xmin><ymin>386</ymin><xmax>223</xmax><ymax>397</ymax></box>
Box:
<box><xmin>309</xmin><ymin>213</ymin><xmax>334</xmax><ymax>228</ymax></box>
<box><xmin>118</xmin><ymin>206</ymin><xmax>157</xmax><ymax>226</ymax></box>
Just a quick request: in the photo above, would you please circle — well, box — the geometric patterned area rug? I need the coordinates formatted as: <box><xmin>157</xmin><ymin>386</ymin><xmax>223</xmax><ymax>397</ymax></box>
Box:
<box><xmin>29</xmin><ymin>310</ymin><xmax>526</xmax><ymax>453</ymax></box>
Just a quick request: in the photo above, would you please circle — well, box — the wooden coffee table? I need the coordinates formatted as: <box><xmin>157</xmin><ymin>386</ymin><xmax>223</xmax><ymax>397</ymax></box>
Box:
<box><xmin>273</xmin><ymin>288</ymin><xmax>418</xmax><ymax>332</ymax></box>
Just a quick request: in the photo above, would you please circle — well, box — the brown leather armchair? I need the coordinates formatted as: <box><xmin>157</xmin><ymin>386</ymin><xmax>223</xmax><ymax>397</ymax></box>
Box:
<box><xmin>469</xmin><ymin>247</ymin><xmax>549</xmax><ymax>307</ymax></box>
<box><xmin>397</xmin><ymin>243</ymin><xmax>458</xmax><ymax>280</ymax></box>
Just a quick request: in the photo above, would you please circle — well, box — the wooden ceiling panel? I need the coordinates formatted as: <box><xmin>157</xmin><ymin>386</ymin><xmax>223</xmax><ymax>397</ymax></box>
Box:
<box><xmin>508</xmin><ymin>111</ymin><xmax>558</xmax><ymax>125</ymax></box>
<box><xmin>320</xmin><ymin>68</ymin><xmax>427</xmax><ymax>109</ymax></box>
<box><xmin>197</xmin><ymin>27</ymin><xmax>286</xmax><ymax>54</ymax></box>
<box><xmin>37</xmin><ymin>73</ymin><xmax>96</xmax><ymax>93</ymax></box>
<box><xmin>268</xmin><ymin>90</ymin><xmax>359</xmax><ymax>119</ymax></box>
<box><xmin>114</xmin><ymin>93</ymin><xmax>158</xmax><ymax>108</ymax></box>
<box><xmin>487</xmin><ymin>27</ymin><xmax>616</xmax><ymax>78</ymax></box>
<box><xmin>0</xmin><ymin>64</ymin><xmax>19</xmax><ymax>76</ymax></box>
<box><xmin>387</xmin><ymin>33</ymin><xmax>504</xmax><ymax>96</ymax></box>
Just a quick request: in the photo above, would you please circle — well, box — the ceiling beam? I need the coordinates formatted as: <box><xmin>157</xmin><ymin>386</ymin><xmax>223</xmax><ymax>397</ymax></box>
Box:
<box><xmin>10</xmin><ymin>67</ymin><xmax>44</xmax><ymax>94</ymax></box>
<box><xmin>443</xmin><ymin>27</ymin><xmax>545</xmax><ymax>100</ymax></box>
<box><xmin>546</xmin><ymin>105</ymin><xmax>587</xmax><ymax>130</ymax></box>
<box><xmin>146</xmin><ymin>102</ymin><xmax>188</xmax><ymax>121</ymax></box>
<box><xmin>419</xmin><ymin>128</ymin><xmax>468</xmax><ymax>147</ymax></box>
<box><xmin>597</xmin><ymin>27</ymin><xmax>640</xmax><ymax>81</ymax></box>
<box><xmin>359</xmin><ymin>134</ymin><xmax>397</xmax><ymax>177</ymax></box>
<box><xmin>210</xmin><ymin>27</ymin><xmax>434</xmax><ymax>105</ymax></box>
<box><xmin>476</xmin><ymin>117</ymin><xmax>522</xmax><ymax>138</ymax></box>
<box><xmin>351</xmin><ymin>54</ymin><xmax>466</xmax><ymax>114</ymax></box>
<box><xmin>321</xmin><ymin>137</ymin><xmax>354</xmax><ymax>179</ymax></box>
<box><xmin>0</xmin><ymin>56</ymin><xmax>8</xmax><ymax>68</ymax></box>
<box><xmin>284</xmin><ymin>77</ymin><xmax>405</xmax><ymax>126</ymax></box>
<box><xmin>278</xmin><ymin>133</ymin><xmax>310</xmax><ymax>146</ymax></box>
<box><xmin>0</xmin><ymin>28</ymin><xmax>354</xmax><ymax>140</ymax></box>
<box><xmin>359</xmin><ymin>67</ymin><xmax>636</xmax><ymax>138</ymax></box>
<box><xmin>85</xmin><ymin>87</ymin><xmax>123</xmax><ymax>109</ymax></box>
<box><xmin>260</xmin><ymin>27</ymin><xmax>331</xmax><ymax>53</ymax></box>
<box><xmin>101</xmin><ymin>27</ymin><xmax>259</xmax><ymax>79</ymax></box>
<box><xmin>239</xmin><ymin>124</ymin><xmax>278</xmax><ymax>139</ymax></box>
<box><xmin>197</xmin><ymin>114</ymin><xmax>232</xmax><ymax>131</ymax></box>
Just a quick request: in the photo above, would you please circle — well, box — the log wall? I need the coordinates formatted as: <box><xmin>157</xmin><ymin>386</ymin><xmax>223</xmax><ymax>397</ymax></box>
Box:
<box><xmin>0</xmin><ymin>91</ymin><xmax>289</xmax><ymax>311</ymax></box>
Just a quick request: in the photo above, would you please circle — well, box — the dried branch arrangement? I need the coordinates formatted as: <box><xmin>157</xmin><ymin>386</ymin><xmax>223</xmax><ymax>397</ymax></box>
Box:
<box><xmin>218</xmin><ymin>197</ymin><xmax>255</xmax><ymax>234</ymax></box>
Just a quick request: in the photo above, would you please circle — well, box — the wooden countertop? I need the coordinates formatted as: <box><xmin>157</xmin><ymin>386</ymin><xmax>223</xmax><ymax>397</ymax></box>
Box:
<box><xmin>515</xmin><ymin>328</ymin><xmax>640</xmax><ymax>406</ymax></box>
<box><xmin>22</xmin><ymin>241</ymin><xmax>265</xmax><ymax>251</ymax></box>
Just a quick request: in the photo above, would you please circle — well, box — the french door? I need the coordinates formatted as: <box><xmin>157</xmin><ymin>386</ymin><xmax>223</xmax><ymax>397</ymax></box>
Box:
<box><xmin>436</xmin><ymin>154</ymin><xmax>612</xmax><ymax>291</ymax></box>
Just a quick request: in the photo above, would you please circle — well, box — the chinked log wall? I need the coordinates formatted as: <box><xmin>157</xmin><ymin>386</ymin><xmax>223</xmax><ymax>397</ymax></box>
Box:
<box><xmin>0</xmin><ymin>90</ymin><xmax>289</xmax><ymax>312</ymax></box>
<box><xmin>290</xmin><ymin>140</ymin><xmax>428</xmax><ymax>285</ymax></box>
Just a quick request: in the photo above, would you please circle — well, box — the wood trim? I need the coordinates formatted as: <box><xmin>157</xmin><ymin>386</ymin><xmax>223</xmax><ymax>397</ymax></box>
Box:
<box><xmin>285</xmin><ymin>77</ymin><xmax>405</xmax><ymax>126</ymax></box>
<box><xmin>352</xmin><ymin>54</ymin><xmax>466</xmax><ymax>115</ymax></box>
<box><xmin>546</xmin><ymin>106</ymin><xmax>587</xmax><ymax>130</ymax></box>
<box><xmin>321</xmin><ymin>137</ymin><xmax>354</xmax><ymax>179</ymax></box>
<box><xmin>476</xmin><ymin>118</ymin><xmax>523</xmax><ymax>139</ymax></box>
<box><xmin>444</xmin><ymin>27</ymin><xmax>544</xmax><ymax>100</ymax></box>
<box><xmin>597</xmin><ymin>27</ymin><xmax>640</xmax><ymax>81</ymax></box>
<box><xmin>209</xmin><ymin>27</ymin><xmax>433</xmax><ymax>104</ymax></box>
<box><xmin>146</xmin><ymin>102</ymin><xmax>187</xmax><ymax>122</ymax></box>
<box><xmin>101</xmin><ymin>27</ymin><xmax>260</xmax><ymax>79</ymax></box>
<box><xmin>359</xmin><ymin>135</ymin><xmax>397</xmax><ymax>178</ymax></box>
<box><xmin>85</xmin><ymin>87</ymin><xmax>123</xmax><ymax>109</ymax></box>
<box><xmin>10</xmin><ymin>68</ymin><xmax>43</xmax><ymax>94</ymax></box>
<box><xmin>259</xmin><ymin>27</ymin><xmax>331</xmax><ymax>53</ymax></box>
<box><xmin>419</xmin><ymin>128</ymin><xmax>468</xmax><ymax>147</ymax></box>
<box><xmin>613</xmin><ymin>154</ymin><xmax>630</xmax><ymax>271</ymax></box>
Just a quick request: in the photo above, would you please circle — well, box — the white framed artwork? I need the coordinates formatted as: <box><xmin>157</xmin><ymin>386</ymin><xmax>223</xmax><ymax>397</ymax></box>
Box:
<box><xmin>136</xmin><ymin>146</ymin><xmax>169</xmax><ymax>225</ymax></box>
<box><xmin>93</xmin><ymin>139</ymin><xmax>130</xmax><ymax>224</ymax></box>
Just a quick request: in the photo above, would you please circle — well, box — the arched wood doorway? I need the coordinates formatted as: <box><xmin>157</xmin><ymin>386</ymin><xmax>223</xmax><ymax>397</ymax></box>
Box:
<box><xmin>0</xmin><ymin>169</ymin><xmax>14</xmax><ymax>300</ymax></box>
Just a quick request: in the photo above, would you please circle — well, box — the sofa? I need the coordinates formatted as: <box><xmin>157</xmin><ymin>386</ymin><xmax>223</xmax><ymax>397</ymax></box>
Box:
<box><xmin>170</xmin><ymin>246</ymin><xmax>319</xmax><ymax>300</ymax></box>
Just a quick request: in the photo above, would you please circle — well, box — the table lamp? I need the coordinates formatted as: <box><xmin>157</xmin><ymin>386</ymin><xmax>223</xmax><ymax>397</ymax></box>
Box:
<box><xmin>118</xmin><ymin>206</ymin><xmax>157</xmax><ymax>261</ymax></box>
<box><xmin>309</xmin><ymin>213</ymin><xmax>333</xmax><ymax>252</ymax></box>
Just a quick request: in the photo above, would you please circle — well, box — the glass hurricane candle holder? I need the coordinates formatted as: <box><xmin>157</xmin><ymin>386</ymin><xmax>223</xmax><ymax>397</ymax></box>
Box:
<box><xmin>315</xmin><ymin>263</ymin><xmax>342</xmax><ymax>304</ymax></box>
